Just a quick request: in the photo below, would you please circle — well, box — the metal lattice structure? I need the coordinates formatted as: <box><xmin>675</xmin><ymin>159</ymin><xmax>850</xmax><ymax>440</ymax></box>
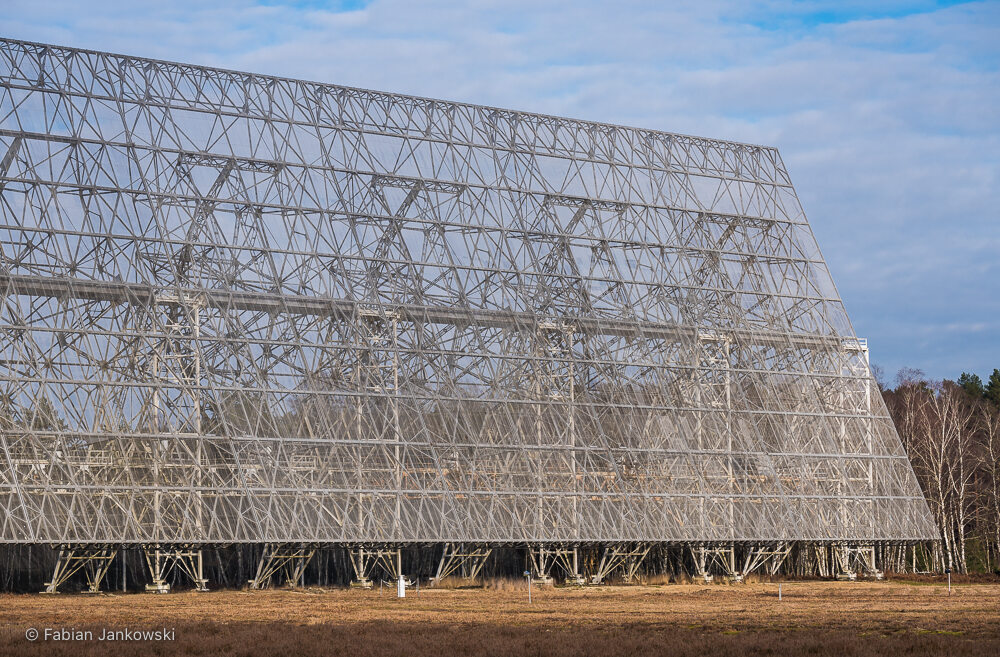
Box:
<box><xmin>0</xmin><ymin>37</ymin><xmax>937</xmax><ymax>563</ymax></box>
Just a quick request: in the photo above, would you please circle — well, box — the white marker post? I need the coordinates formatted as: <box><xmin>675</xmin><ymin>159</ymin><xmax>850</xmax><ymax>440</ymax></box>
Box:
<box><xmin>778</xmin><ymin>582</ymin><xmax>782</xmax><ymax>601</ymax></box>
<box><xmin>946</xmin><ymin>568</ymin><xmax>951</xmax><ymax>596</ymax></box>
<box><xmin>397</xmin><ymin>575</ymin><xmax>406</xmax><ymax>598</ymax></box>
<box><xmin>525</xmin><ymin>570</ymin><xmax>532</xmax><ymax>604</ymax></box>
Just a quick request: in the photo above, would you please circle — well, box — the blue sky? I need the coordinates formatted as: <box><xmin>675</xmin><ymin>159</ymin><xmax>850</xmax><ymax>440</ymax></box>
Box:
<box><xmin>2</xmin><ymin>0</ymin><xmax>997</xmax><ymax>383</ymax></box>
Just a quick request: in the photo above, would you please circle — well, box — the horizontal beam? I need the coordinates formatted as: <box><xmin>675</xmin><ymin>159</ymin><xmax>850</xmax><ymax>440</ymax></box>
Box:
<box><xmin>0</xmin><ymin>274</ymin><xmax>852</xmax><ymax>351</ymax></box>
<box><xmin>2</xmin><ymin>539</ymin><xmax>933</xmax><ymax>547</ymax></box>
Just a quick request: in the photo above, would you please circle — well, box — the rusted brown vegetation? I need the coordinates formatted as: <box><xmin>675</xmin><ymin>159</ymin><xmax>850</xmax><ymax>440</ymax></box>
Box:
<box><xmin>1</xmin><ymin>580</ymin><xmax>998</xmax><ymax>656</ymax></box>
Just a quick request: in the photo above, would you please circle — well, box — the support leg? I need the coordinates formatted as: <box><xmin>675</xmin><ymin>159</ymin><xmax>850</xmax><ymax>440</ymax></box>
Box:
<box><xmin>432</xmin><ymin>543</ymin><xmax>492</xmax><ymax>585</ymax></box>
<box><xmin>349</xmin><ymin>546</ymin><xmax>407</xmax><ymax>589</ymax></box>
<box><xmin>528</xmin><ymin>545</ymin><xmax>554</xmax><ymax>585</ymax></box>
<box><xmin>43</xmin><ymin>546</ymin><xmax>118</xmax><ymax>594</ymax></box>
<box><xmin>720</xmin><ymin>543</ymin><xmax>741</xmax><ymax>583</ymax></box>
<box><xmin>855</xmin><ymin>543</ymin><xmax>883</xmax><ymax>580</ymax></box>
<box><xmin>692</xmin><ymin>544</ymin><xmax>742</xmax><ymax>583</ymax></box>
<box><xmin>44</xmin><ymin>548</ymin><xmax>74</xmax><ymax>594</ymax></box>
<box><xmin>590</xmin><ymin>543</ymin><xmax>651</xmax><ymax>585</ymax></box>
<box><xmin>814</xmin><ymin>544</ymin><xmax>831</xmax><ymax>578</ymax></box>
<box><xmin>689</xmin><ymin>544</ymin><xmax>713</xmax><ymax>583</ymax></box>
<box><xmin>532</xmin><ymin>545</ymin><xmax>586</xmax><ymax>586</ymax></box>
<box><xmin>144</xmin><ymin>546</ymin><xmax>209</xmax><ymax>593</ymax></box>
<box><xmin>557</xmin><ymin>548</ymin><xmax>584</xmax><ymax>586</ymax></box>
<box><xmin>833</xmin><ymin>543</ymin><xmax>857</xmax><ymax>581</ymax></box>
<box><xmin>349</xmin><ymin>547</ymin><xmax>373</xmax><ymax>589</ymax></box>
<box><xmin>249</xmin><ymin>544</ymin><xmax>315</xmax><ymax>590</ymax></box>
<box><xmin>145</xmin><ymin>547</ymin><xmax>171</xmax><ymax>593</ymax></box>
<box><xmin>621</xmin><ymin>543</ymin><xmax>651</xmax><ymax>583</ymax></box>
<box><xmin>739</xmin><ymin>543</ymin><xmax>791</xmax><ymax>580</ymax></box>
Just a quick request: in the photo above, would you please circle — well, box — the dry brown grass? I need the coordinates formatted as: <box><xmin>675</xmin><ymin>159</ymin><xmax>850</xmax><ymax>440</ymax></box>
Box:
<box><xmin>640</xmin><ymin>572</ymin><xmax>676</xmax><ymax>585</ymax></box>
<box><xmin>1</xmin><ymin>580</ymin><xmax>998</xmax><ymax>656</ymax></box>
<box><xmin>427</xmin><ymin>576</ymin><xmax>477</xmax><ymax>589</ymax></box>
<box><xmin>482</xmin><ymin>576</ymin><xmax>534</xmax><ymax>591</ymax></box>
<box><xmin>429</xmin><ymin>576</ymin><xmax>537</xmax><ymax>590</ymax></box>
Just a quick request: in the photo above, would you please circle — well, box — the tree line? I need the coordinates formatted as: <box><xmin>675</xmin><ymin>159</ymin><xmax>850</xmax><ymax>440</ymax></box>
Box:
<box><xmin>880</xmin><ymin>366</ymin><xmax>1000</xmax><ymax>574</ymax></box>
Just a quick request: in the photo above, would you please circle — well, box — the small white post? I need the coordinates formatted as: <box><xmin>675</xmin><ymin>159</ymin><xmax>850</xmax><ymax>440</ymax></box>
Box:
<box><xmin>397</xmin><ymin>575</ymin><xmax>405</xmax><ymax>598</ymax></box>
<box><xmin>778</xmin><ymin>583</ymin><xmax>782</xmax><ymax>601</ymax></box>
<box><xmin>525</xmin><ymin>570</ymin><xmax>532</xmax><ymax>604</ymax></box>
<box><xmin>947</xmin><ymin>570</ymin><xmax>951</xmax><ymax>596</ymax></box>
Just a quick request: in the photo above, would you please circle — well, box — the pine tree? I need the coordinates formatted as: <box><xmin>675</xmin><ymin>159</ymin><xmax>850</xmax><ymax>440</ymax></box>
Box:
<box><xmin>957</xmin><ymin>372</ymin><xmax>985</xmax><ymax>399</ymax></box>
<box><xmin>986</xmin><ymin>369</ymin><xmax>1000</xmax><ymax>407</ymax></box>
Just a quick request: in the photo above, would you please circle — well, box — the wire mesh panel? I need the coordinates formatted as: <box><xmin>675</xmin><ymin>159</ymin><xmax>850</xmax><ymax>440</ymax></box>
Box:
<box><xmin>0</xmin><ymin>37</ymin><xmax>937</xmax><ymax>544</ymax></box>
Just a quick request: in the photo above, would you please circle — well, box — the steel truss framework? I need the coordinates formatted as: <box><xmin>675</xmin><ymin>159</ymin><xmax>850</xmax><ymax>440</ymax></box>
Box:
<box><xmin>0</xmin><ymin>38</ymin><xmax>937</xmax><ymax>571</ymax></box>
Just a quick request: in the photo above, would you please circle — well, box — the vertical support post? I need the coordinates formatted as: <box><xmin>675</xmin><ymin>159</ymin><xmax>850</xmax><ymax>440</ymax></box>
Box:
<box><xmin>192</xmin><ymin>302</ymin><xmax>201</xmax><ymax>434</ymax></box>
<box><xmin>566</xmin><ymin>325</ymin><xmax>580</xmax><ymax>540</ymax></box>
<box><xmin>833</xmin><ymin>543</ymin><xmax>856</xmax><ymax>581</ymax></box>
<box><xmin>724</xmin><ymin>338</ymin><xmax>734</xmax><ymax>542</ymax></box>
<box><xmin>862</xmin><ymin>342</ymin><xmax>874</xmax><ymax>538</ymax></box>
<box><xmin>593</xmin><ymin>547</ymin><xmax>610</xmax><ymax>585</ymax></box>
<box><xmin>550</xmin><ymin>545</ymin><xmax>584</xmax><ymax>585</ymax></box>
<box><xmin>690</xmin><ymin>544</ymin><xmax>713</xmax><ymax>583</ymax></box>
<box><xmin>350</xmin><ymin>547</ymin><xmax>372</xmax><ymax>589</ymax></box>
<box><xmin>726</xmin><ymin>542</ymin><xmax>740</xmax><ymax>583</ymax></box>
<box><xmin>358</xmin><ymin>309</ymin><xmax>402</xmax><ymax>542</ymax></box>
<box><xmin>391</xmin><ymin>314</ymin><xmax>401</xmax><ymax>541</ymax></box>
<box><xmin>145</xmin><ymin>546</ymin><xmax>170</xmax><ymax>593</ymax></box>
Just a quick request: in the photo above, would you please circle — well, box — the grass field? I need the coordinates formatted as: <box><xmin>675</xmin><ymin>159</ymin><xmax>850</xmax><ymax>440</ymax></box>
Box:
<box><xmin>2</xmin><ymin>579</ymin><xmax>999</xmax><ymax>656</ymax></box>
